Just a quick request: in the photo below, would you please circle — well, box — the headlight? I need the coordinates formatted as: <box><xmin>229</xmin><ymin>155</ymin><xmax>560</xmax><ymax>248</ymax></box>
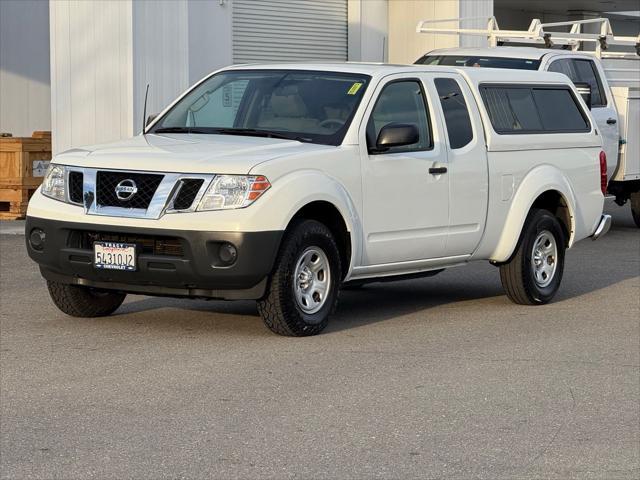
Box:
<box><xmin>198</xmin><ymin>175</ymin><xmax>271</xmax><ymax>211</ymax></box>
<box><xmin>41</xmin><ymin>164</ymin><xmax>66</xmax><ymax>202</ymax></box>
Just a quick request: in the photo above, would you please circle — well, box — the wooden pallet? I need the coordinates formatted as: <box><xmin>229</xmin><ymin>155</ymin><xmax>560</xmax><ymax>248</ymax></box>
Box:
<box><xmin>0</xmin><ymin>185</ymin><xmax>37</xmax><ymax>220</ymax></box>
<box><xmin>0</xmin><ymin>132</ymin><xmax>51</xmax><ymax>220</ymax></box>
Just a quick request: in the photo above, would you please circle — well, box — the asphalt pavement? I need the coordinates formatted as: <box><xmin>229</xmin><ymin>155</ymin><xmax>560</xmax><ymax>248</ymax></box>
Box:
<box><xmin>1</xmin><ymin>202</ymin><xmax>638</xmax><ymax>479</ymax></box>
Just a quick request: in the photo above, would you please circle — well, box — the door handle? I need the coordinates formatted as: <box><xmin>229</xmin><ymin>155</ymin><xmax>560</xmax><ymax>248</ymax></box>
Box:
<box><xmin>607</xmin><ymin>118</ymin><xmax>617</xmax><ymax>125</ymax></box>
<box><xmin>429</xmin><ymin>166</ymin><xmax>447</xmax><ymax>175</ymax></box>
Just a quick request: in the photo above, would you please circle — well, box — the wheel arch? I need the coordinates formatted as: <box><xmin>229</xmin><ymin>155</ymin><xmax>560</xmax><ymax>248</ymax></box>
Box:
<box><xmin>490</xmin><ymin>167</ymin><xmax>577</xmax><ymax>263</ymax></box>
<box><xmin>286</xmin><ymin>200</ymin><xmax>352</xmax><ymax>280</ymax></box>
<box><xmin>259</xmin><ymin>170</ymin><xmax>361</xmax><ymax>279</ymax></box>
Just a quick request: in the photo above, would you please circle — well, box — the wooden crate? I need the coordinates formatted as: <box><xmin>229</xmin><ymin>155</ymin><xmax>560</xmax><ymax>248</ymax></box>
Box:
<box><xmin>0</xmin><ymin>132</ymin><xmax>52</xmax><ymax>220</ymax></box>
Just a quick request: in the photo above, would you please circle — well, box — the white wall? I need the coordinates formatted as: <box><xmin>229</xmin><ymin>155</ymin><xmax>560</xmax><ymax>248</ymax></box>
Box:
<box><xmin>460</xmin><ymin>0</ymin><xmax>493</xmax><ymax>47</ymax></box>
<box><xmin>388</xmin><ymin>0</ymin><xmax>459</xmax><ymax>64</ymax></box>
<box><xmin>49</xmin><ymin>0</ymin><xmax>133</xmax><ymax>154</ymax></box>
<box><xmin>49</xmin><ymin>0</ymin><xmax>238</xmax><ymax>153</ymax></box>
<box><xmin>0</xmin><ymin>0</ymin><xmax>51</xmax><ymax>137</ymax></box>
<box><xmin>188</xmin><ymin>0</ymin><xmax>232</xmax><ymax>83</ymax></box>
<box><xmin>132</xmin><ymin>0</ymin><xmax>189</xmax><ymax>133</ymax></box>
<box><xmin>348</xmin><ymin>0</ymin><xmax>389</xmax><ymax>62</ymax></box>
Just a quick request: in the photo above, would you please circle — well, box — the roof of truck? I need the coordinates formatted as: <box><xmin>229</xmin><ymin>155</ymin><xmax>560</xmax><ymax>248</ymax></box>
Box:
<box><xmin>224</xmin><ymin>62</ymin><xmax>572</xmax><ymax>85</ymax></box>
<box><xmin>422</xmin><ymin>47</ymin><xmax>556</xmax><ymax>60</ymax></box>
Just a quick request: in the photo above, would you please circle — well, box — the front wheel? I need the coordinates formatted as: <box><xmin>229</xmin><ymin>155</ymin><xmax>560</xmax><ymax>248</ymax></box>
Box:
<box><xmin>47</xmin><ymin>281</ymin><xmax>126</xmax><ymax>317</ymax></box>
<box><xmin>257</xmin><ymin>219</ymin><xmax>341</xmax><ymax>336</ymax></box>
<box><xmin>499</xmin><ymin>209</ymin><xmax>566</xmax><ymax>305</ymax></box>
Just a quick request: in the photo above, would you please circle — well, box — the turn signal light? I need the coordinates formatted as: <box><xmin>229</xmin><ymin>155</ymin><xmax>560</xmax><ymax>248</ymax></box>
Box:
<box><xmin>599</xmin><ymin>151</ymin><xmax>607</xmax><ymax>195</ymax></box>
<box><xmin>247</xmin><ymin>176</ymin><xmax>271</xmax><ymax>201</ymax></box>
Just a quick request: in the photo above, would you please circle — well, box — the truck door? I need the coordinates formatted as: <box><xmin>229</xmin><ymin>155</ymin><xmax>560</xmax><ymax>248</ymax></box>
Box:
<box><xmin>359</xmin><ymin>75</ymin><xmax>449</xmax><ymax>266</ymax></box>
<box><xmin>547</xmin><ymin>57</ymin><xmax>619</xmax><ymax>179</ymax></box>
<box><xmin>432</xmin><ymin>75</ymin><xmax>489</xmax><ymax>256</ymax></box>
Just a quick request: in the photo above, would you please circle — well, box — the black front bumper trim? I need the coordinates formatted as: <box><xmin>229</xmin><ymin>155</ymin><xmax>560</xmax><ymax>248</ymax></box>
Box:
<box><xmin>26</xmin><ymin>216</ymin><xmax>283</xmax><ymax>300</ymax></box>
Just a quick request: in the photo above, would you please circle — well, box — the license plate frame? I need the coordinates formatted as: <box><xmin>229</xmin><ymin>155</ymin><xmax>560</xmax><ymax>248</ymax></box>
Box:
<box><xmin>93</xmin><ymin>242</ymin><xmax>137</xmax><ymax>271</ymax></box>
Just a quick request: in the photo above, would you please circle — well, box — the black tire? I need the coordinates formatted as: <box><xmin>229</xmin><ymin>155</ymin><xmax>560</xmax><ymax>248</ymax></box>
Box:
<box><xmin>257</xmin><ymin>219</ymin><xmax>341</xmax><ymax>336</ymax></box>
<box><xmin>499</xmin><ymin>209</ymin><xmax>566</xmax><ymax>305</ymax></box>
<box><xmin>630</xmin><ymin>192</ymin><xmax>640</xmax><ymax>228</ymax></box>
<box><xmin>47</xmin><ymin>281</ymin><xmax>126</xmax><ymax>317</ymax></box>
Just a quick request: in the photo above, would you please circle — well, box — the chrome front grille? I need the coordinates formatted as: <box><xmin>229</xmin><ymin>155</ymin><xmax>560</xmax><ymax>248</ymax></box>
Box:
<box><xmin>68</xmin><ymin>171</ymin><xmax>84</xmax><ymax>205</ymax></box>
<box><xmin>67</xmin><ymin>167</ymin><xmax>214</xmax><ymax>219</ymax></box>
<box><xmin>170</xmin><ymin>179</ymin><xmax>205</xmax><ymax>211</ymax></box>
<box><xmin>96</xmin><ymin>171</ymin><xmax>163</xmax><ymax>209</ymax></box>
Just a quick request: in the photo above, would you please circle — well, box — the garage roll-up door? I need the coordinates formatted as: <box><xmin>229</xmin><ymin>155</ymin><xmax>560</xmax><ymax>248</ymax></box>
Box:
<box><xmin>232</xmin><ymin>0</ymin><xmax>348</xmax><ymax>63</ymax></box>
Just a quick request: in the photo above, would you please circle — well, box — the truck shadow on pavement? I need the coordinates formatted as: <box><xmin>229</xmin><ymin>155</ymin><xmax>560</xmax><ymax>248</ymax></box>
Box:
<box><xmin>111</xmin><ymin>203</ymin><xmax>638</xmax><ymax>334</ymax></box>
<box><xmin>113</xmin><ymin>256</ymin><xmax>637</xmax><ymax>335</ymax></box>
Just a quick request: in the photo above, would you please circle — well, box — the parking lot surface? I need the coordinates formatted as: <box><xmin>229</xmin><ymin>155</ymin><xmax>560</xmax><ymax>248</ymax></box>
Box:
<box><xmin>1</xmin><ymin>203</ymin><xmax>638</xmax><ymax>479</ymax></box>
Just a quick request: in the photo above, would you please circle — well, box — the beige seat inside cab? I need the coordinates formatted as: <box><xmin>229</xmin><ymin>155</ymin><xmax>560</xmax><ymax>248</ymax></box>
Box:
<box><xmin>257</xmin><ymin>85</ymin><xmax>320</xmax><ymax>132</ymax></box>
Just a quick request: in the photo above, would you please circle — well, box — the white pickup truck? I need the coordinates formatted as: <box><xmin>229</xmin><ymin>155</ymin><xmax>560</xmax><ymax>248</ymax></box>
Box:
<box><xmin>26</xmin><ymin>64</ymin><xmax>610</xmax><ymax>336</ymax></box>
<box><xmin>416</xmin><ymin>17</ymin><xmax>640</xmax><ymax>226</ymax></box>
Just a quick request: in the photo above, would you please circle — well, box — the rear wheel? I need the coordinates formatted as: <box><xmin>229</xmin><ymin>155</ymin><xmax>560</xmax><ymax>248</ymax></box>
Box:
<box><xmin>47</xmin><ymin>281</ymin><xmax>126</xmax><ymax>317</ymax></box>
<box><xmin>630</xmin><ymin>192</ymin><xmax>640</xmax><ymax>228</ymax></box>
<box><xmin>499</xmin><ymin>209</ymin><xmax>566</xmax><ymax>305</ymax></box>
<box><xmin>257</xmin><ymin>219</ymin><xmax>341</xmax><ymax>336</ymax></box>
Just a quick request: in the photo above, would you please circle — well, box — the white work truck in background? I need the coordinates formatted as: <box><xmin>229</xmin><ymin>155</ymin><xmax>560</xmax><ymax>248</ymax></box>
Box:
<box><xmin>26</xmin><ymin>64</ymin><xmax>609</xmax><ymax>336</ymax></box>
<box><xmin>416</xmin><ymin>17</ymin><xmax>640</xmax><ymax>227</ymax></box>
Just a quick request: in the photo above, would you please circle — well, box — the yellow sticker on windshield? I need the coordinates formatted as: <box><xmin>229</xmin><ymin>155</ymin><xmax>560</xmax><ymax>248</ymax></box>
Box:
<box><xmin>347</xmin><ymin>82</ymin><xmax>363</xmax><ymax>95</ymax></box>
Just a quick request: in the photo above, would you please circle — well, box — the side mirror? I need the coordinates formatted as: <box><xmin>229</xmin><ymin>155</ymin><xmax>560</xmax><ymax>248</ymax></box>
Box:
<box><xmin>575</xmin><ymin>82</ymin><xmax>592</xmax><ymax>110</ymax></box>
<box><xmin>146</xmin><ymin>113</ymin><xmax>158</xmax><ymax>127</ymax></box>
<box><xmin>372</xmin><ymin>123</ymin><xmax>419</xmax><ymax>153</ymax></box>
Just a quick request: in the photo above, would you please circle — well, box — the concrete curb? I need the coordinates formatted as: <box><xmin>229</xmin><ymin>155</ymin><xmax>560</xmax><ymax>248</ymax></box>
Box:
<box><xmin>0</xmin><ymin>220</ymin><xmax>26</xmax><ymax>235</ymax></box>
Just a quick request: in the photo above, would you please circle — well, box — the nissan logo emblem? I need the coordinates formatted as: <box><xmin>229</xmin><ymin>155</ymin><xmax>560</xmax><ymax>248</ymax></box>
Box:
<box><xmin>115</xmin><ymin>179</ymin><xmax>138</xmax><ymax>201</ymax></box>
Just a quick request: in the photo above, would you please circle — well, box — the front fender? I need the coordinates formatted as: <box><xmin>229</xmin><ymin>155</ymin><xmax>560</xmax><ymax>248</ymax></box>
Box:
<box><xmin>251</xmin><ymin>169</ymin><xmax>362</xmax><ymax>277</ymax></box>
<box><xmin>489</xmin><ymin>165</ymin><xmax>577</xmax><ymax>262</ymax></box>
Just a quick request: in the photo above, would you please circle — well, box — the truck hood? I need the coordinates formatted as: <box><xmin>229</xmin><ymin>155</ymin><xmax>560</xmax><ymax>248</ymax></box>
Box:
<box><xmin>54</xmin><ymin>133</ymin><xmax>333</xmax><ymax>174</ymax></box>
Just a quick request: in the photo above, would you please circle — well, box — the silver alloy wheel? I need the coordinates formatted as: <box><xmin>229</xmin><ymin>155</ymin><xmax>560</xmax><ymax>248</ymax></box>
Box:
<box><xmin>531</xmin><ymin>230</ymin><xmax>558</xmax><ymax>288</ymax></box>
<box><xmin>293</xmin><ymin>247</ymin><xmax>331</xmax><ymax>315</ymax></box>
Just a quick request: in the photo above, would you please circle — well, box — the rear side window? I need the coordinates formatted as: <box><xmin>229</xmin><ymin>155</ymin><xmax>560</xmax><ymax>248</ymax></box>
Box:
<box><xmin>532</xmin><ymin>89</ymin><xmax>590</xmax><ymax>131</ymax></box>
<box><xmin>435</xmin><ymin>78</ymin><xmax>473</xmax><ymax>149</ymax></box>
<box><xmin>548</xmin><ymin>59</ymin><xmax>606</xmax><ymax>107</ymax></box>
<box><xmin>480</xmin><ymin>85</ymin><xmax>589</xmax><ymax>134</ymax></box>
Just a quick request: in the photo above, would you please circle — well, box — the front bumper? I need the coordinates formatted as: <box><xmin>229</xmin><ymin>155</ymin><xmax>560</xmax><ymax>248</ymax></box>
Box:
<box><xmin>25</xmin><ymin>216</ymin><xmax>283</xmax><ymax>300</ymax></box>
<box><xmin>591</xmin><ymin>214</ymin><xmax>611</xmax><ymax>241</ymax></box>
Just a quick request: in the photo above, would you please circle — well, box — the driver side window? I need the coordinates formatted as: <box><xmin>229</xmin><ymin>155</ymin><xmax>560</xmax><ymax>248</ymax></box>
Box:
<box><xmin>367</xmin><ymin>80</ymin><xmax>432</xmax><ymax>154</ymax></box>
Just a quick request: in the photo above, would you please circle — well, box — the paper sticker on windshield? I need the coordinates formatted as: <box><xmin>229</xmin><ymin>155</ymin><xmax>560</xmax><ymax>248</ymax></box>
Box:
<box><xmin>347</xmin><ymin>83</ymin><xmax>363</xmax><ymax>95</ymax></box>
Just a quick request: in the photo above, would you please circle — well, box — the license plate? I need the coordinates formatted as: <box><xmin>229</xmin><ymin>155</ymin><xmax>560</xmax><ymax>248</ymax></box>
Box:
<box><xmin>94</xmin><ymin>242</ymin><xmax>136</xmax><ymax>271</ymax></box>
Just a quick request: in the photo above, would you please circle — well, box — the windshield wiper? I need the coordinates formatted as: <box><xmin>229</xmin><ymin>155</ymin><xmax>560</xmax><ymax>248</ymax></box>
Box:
<box><xmin>211</xmin><ymin>128</ymin><xmax>314</xmax><ymax>143</ymax></box>
<box><xmin>153</xmin><ymin>127</ymin><xmax>214</xmax><ymax>134</ymax></box>
<box><xmin>153</xmin><ymin>126</ymin><xmax>314</xmax><ymax>143</ymax></box>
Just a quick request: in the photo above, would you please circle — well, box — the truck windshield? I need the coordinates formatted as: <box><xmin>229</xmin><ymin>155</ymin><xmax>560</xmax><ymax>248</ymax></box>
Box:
<box><xmin>415</xmin><ymin>55</ymin><xmax>540</xmax><ymax>70</ymax></box>
<box><xmin>150</xmin><ymin>70</ymin><xmax>371</xmax><ymax>146</ymax></box>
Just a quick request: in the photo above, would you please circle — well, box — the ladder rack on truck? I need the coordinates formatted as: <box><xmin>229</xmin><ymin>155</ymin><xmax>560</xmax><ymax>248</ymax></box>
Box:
<box><xmin>416</xmin><ymin>16</ymin><xmax>640</xmax><ymax>59</ymax></box>
<box><xmin>415</xmin><ymin>16</ymin><xmax>640</xmax><ymax>226</ymax></box>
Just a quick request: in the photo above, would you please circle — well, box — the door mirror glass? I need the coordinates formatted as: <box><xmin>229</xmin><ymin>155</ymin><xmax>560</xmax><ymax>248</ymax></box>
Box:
<box><xmin>374</xmin><ymin>123</ymin><xmax>420</xmax><ymax>152</ymax></box>
<box><xmin>574</xmin><ymin>82</ymin><xmax>592</xmax><ymax>109</ymax></box>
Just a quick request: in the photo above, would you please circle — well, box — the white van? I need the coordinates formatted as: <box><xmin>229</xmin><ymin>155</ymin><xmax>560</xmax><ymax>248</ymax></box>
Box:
<box><xmin>26</xmin><ymin>64</ymin><xmax>609</xmax><ymax>336</ymax></box>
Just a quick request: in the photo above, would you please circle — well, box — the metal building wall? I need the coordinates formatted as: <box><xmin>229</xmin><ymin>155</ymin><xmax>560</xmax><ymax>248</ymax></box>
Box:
<box><xmin>348</xmin><ymin>0</ymin><xmax>389</xmax><ymax>62</ymax></box>
<box><xmin>459</xmin><ymin>0</ymin><xmax>493</xmax><ymax>47</ymax></box>
<box><xmin>388</xmin><ymin>0</ymin><xmax>460</xmax><ymax>64</ymax></box>
<box><xmin>0</xmin><ymin>0</ymin><xmax>51</xmax><ymax>137</ymax></box>
<box><xmin>49</xmin><ymin>0</ymin><xmax>133</xmax><ymax>154</ymax></box>
<box><xmin>132</xmin><ymin>0</ymin><xmax>189</xmax><ymax>134</ymax></box>
<box><xmin>232</xmin><ymin>0</ymin><xmax>348</xmax><ymax>63</ymax></box>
